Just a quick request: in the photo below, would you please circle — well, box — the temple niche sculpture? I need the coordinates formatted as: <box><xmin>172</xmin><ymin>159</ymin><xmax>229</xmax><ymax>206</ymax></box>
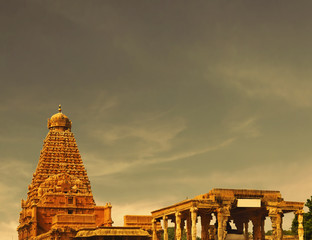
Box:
<box><xmin>17</xmin><ymin>106</ymin><xmax>150</xmax><ymax>240</ymax></box>
<box><xmin>150</xmin><ymin>189</ymin><xmax>304</xmax><ymax>240</ymax></box>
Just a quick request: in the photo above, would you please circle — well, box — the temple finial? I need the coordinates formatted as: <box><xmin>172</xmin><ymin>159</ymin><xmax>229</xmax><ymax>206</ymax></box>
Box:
<box><xmin>58</xmin><ymin>104</ymin><xmax>62</xmax><ymax>113</ymax></box>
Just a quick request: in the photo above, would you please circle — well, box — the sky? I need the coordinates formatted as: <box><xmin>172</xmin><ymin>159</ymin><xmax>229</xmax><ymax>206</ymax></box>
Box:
<box><xmin>1</xmin><ymin>0</ymin><xmax>312</xmax><ymax>239</ymax></box>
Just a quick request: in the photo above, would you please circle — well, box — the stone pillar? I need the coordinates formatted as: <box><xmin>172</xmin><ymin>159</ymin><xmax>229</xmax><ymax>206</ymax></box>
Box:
<box><xmin>244</xmin><ymin>221</ymin><xmax>249</xmax><ymax>240</ymax></box>
<box><xmin>268</xmin><ymin>207</ymin><xmax>283</xmax><ymax>240</ymax></box>
<box><xmin>268</xmin><ymin>208</ymin><xmax>277</xmax><ymax>240</ymax></box>
<box><xmin>176</xmin><ymin>212</ymin><xmax>182</xmax><ymax>240</ymax></box>
<box><xmin>233</xmin><ymin>218</ymin><xmax>244</xmax><ymax>234</ymax></box>
<box><xmin>186</xmin><ymin>213</ymin><xmax>191</xmax><ymax>240</ymax></box>
<box><xmin>181</xmin><ymin>219</ymin><xmax>185</xmax><ymax>236</ymax></box>
<box><xmin>297</xmin><ymin>210</ymin><xmax>304</xmax><ymax>240</ymax></box>
<box><xmin>217</xmin><ymin>206</ymin><xmax>230</xmax><ymax>240</ymax></box>
<box><xmin>276</xmin><ymin>211</ymin><xmax>283</xmax><ymax>240</ymax></box>
<box><xmin>163</xmin><ymin>215</ymin><xmax>169</xmax><ymax>240</ymax></box>
<box><xmin>217</xmin><ymin>211</ymin><xmax>224</xmax><ymax>240</ymax></box>
<box><xmin>251</xmin><ymin>216</ymin><xmax>261</xmax><ymax>240</ymax></box>
<box><xmin>201</xmin><ymin>213</ymin><xmax>211</xmax><ymax>240</ymax></box>
<box><xmin>190</xmin><ymin>207</ymin><xmax>198</xmax><ymax>240</ymax></box>
<box><xmin>260</xmin><ymin>215</ymin><xmax>265</xmax><ymax>240</ymax></box>
<box><xmin>152</xmin><ymin>218</ymin><xmax>157</xmax><ymax>240</ymax></box>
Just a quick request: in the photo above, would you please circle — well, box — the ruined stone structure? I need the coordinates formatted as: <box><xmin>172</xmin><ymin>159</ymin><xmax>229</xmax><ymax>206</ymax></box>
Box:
<box><xmin>151</xmin><ymin>189</ymin><xmax>304</xmax><ymax>240</ymax></box>
<box><xmin>17</xmin><ymin>106</ymin><xmax>150</xmax><ymax>240</ymax></box>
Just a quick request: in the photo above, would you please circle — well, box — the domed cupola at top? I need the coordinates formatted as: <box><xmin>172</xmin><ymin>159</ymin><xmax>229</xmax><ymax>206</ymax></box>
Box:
<box><xmin>47</xmin><ymin>104</ymin><xmax>72</xmax><ymax>131</ymax></box>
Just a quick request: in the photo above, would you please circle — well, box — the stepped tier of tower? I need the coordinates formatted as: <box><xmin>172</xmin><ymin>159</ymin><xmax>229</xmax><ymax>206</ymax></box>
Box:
<box><xmin>26</xmin><ymin>130</ymin><xmax>92</xmax><ymax>205</ymax></box>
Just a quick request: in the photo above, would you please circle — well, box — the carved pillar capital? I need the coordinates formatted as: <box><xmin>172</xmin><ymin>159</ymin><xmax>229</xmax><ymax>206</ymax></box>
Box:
<box><xmin>296</xmin><ymin>209</ymin><xmax>304</xmax><ymax>215</ymax></box>
<box><xmin>190</xmin><ymin>206</ymin><xmax>198</xmax><ymax>213</ymax></box>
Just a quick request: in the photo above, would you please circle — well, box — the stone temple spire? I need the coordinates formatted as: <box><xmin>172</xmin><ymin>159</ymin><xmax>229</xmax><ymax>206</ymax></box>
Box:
<box><xmin>25</xmin><ymin>105</ymin><xmax>92</xmax><ymax>205</ymax></box>
<box><xmin>18</xmin><ymin>106</ymin><xmax>113</xmax><ymax>240</ymax></box>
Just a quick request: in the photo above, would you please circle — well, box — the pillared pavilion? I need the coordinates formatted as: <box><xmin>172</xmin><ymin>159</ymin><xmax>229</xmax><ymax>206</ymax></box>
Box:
<box><xmin>151</xmin><ymin>189</ymin><xmax>304</xmax><ymax>240</ymax></box>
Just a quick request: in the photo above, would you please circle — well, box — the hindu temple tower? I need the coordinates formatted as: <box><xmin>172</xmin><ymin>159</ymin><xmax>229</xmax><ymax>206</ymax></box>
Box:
<box><xmin>17</xmin><ymin>105</ymin><xmax>113</xmax><ymax>240</ymax></box>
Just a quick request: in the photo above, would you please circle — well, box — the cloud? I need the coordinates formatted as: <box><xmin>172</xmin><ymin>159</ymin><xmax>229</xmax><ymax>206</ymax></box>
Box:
<box><xmin>85</xmin><ymin>137</ymin><xmax>235</xmax><ymax>177</ymax></box>
<box><xmin>91</xmin><ymin>111</ymin><xmax>185</xmax><ymax>148</ymax></box>
<box><xmin>0</xmin><ymin>158</ymin><xmax>33</xmax><ymax>180</ymax></box>
<box><xmin>145</xmin><ymin>137</ymin><xmax>235</xmax><ymax>165</ymax></box>
<box><xmin>216</xmin><ymin>64</ymin><xmax>312</xmax><ymax>108</ymax></box>
<box><xmin>88</xmin><ymin>92</ymin><xmax>119</xmax><ymax>119</ymax></box>
<box><xmin>0</xmin><ymin>159</ymin><xmax>30</xmax><ymax>240</ymax></box>
<box><xmin>227</xmin><ymin>117</ymin><xmax>261</xmax><ymax>138</ymax></box>
<box><xmin>0</xmin><ymin>220</ymin><xmax>18</xmax><ymax>240</ymax></box>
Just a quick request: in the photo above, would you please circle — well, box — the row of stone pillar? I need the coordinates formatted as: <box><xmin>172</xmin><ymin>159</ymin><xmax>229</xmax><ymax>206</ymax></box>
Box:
<box><xmin>152</xmin><ymin>207</ymin><xmax>198</xmax><ymax>240</ymax></box>
<box><xmin>152</xmin><ymin>208</ymin><xmax>304</xmax><ymax>240</ymax></box>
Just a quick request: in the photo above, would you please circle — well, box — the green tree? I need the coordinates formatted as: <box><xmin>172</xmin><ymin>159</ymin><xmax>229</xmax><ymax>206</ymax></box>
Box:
<box><xmin>161</xmin><ymin>227</ymin><xmax>187</xmax><ymax>240</ymax></box>
<box><xmin>161</xmin><ymin>227</ymin><xmax>200</xmax><ymax>240</ymax></box>
<box><xmin>266</xmin><ymin>230</ymin><xmax>294</xmax><ymax>236</ymax></box>
<box><xmin>292</xmin><ymin>196</ymin><xmax>312</xmax><ymax>239</ymax></box>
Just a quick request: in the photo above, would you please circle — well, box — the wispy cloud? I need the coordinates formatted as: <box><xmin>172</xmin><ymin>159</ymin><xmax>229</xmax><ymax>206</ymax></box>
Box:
<box><xmin>90</xmin><ymin>110</ymin><xmax>185</xmax><ymax>148</ymax></box>
<box><xmin>0</xmin><ymin>159</ymin><xmax>31</xmax><ymax>240</ymax></box>
<box><xmin>88</xmin><ymin>91</ymin><xmax>119</xmax><ymax>118</ymax></box>
<box><xmin>217</xmin><ymin>64</ymin><xmax>312</xmax><ymax>108</ymax></box>
<box><xmin>0</xmin><ymin>220</ymin><xmax>19</xmax><ymax>240</ymax></box>
<box><xmin>145</xmin><ymin>137</ymin><xmax>235</xmax><ymax>165</ymax></box>
<box><xmin>0</xmin><ymin>158</ymin><xmax>33</xmax><ymax>180</ymax></box>
<box><xmin>227</xmin><ymin>117</ymin><xmax>261</xmax><ymax>138</ymax></box>
<box><xmin>85</xmin><ymin>137</ymin><xmax>235</xmax><ymax>177</ymax></box>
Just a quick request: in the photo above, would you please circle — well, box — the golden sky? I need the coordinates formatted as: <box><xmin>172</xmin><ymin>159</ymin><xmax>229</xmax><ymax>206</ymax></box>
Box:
<box><xmin>1</xmin><ymin>1</ymin><xmax>312</xmax><ymax>239</ymax></box>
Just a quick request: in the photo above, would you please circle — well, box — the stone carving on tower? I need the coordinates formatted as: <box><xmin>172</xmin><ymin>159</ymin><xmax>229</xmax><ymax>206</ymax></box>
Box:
<box><xmin>17</xmin><ymin>105</ymin><xmax>113</xmax><ymax>240</ymax></box>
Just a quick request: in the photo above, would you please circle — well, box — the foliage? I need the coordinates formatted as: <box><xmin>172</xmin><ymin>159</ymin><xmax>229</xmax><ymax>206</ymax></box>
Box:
<box><xmin>265</xmin><ymin>230</ymin><xmax>294</xmax><ymax>236</ymax></box>
<box><xmin>283</xmin><ymin>230</ymin><xmax>295</xmax><ymax>235</ymax></box>
<box><xmin>161</xmin><ymin>227</ymin><xmax>201</xmax><ymax>240</ymax></box>
<box><xmin>161</xmin><ymin>227</ymin><xmax>187</xmax><ymax>240</ymax></box>
<box><xmin>292</xmin><ymin>196</ymin><xmax>312</xmax><ymax>239</ymax></box>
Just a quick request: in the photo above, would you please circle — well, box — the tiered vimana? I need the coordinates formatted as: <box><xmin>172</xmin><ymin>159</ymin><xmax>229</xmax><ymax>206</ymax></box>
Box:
<box><xmin>17</xmin><ymin>105</ymin><xmax>113</xmax><ymax>240</ymax></box>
